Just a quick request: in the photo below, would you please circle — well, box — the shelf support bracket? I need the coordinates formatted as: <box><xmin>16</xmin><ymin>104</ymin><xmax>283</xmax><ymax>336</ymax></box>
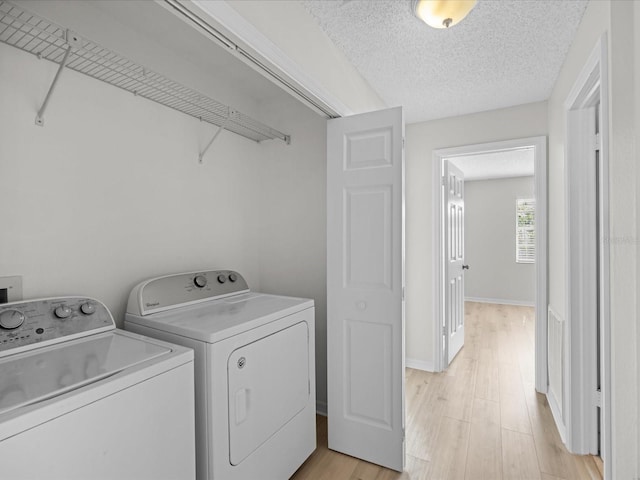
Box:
<box><xmin>198</xmin><ymin>113</ymin><xmax>233</xmax><ymax>164</ymax></box>
<box><xmin>35</xmin><ymin>44</ymin><xmax>73</xmax><ymax>126</ymax></box>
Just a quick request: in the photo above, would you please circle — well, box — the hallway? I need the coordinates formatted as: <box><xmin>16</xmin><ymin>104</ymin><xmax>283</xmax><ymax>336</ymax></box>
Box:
<box><xmin>292</xmin><ymin>302</ymin><xmax>602</xmax><ymax>479</ymax></box>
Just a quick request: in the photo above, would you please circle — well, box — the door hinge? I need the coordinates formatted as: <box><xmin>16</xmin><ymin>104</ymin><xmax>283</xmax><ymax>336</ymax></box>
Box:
<box><xmin>594</xmin><ymin>388</ymin><xmax>602</xmax><ymax>408</ymax></box>
<box><xmin>402</xmin><ymin>137</ymin><xmax>405</xmax><ymax>150</ymax></box>
<box><xmin>442</xmin><ymin>176</ymin><xmax>446</xmax><ymax>187</ymax></box>
<box><xmin>402</xmin><ymin>427</ymin><xmax>406</xmax><ymax>441</ymax></box>
<box><xmin>402</xmin><ymin>286</ymin><xmax>405</xmax><ymax>301</ymax></box>
<box><xmin>593</xmin><ymin>132</ymin><xmax>601</xmax><ymax>151</ymax></box>
<box><xmin>442</xmin><ymin>325</ymin><xmax>446</xmax><ymax>336</ymax></box>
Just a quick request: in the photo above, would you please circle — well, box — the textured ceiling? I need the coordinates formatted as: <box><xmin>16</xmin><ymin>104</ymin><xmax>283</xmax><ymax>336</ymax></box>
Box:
<box><xmin>450</xmin><ymin>148</ymin><xmax>534</xmax><ymax>181</ymax></box>
<box><xmin>301</xmin><ymin>0</ymin><xmax>588</xmax><ymax>123</ymax></box>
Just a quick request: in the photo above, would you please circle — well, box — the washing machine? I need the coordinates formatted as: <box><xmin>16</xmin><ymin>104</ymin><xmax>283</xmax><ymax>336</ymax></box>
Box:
<box><xmin>0</xmin><ymin>296</ymin><xmax>195</xmax><ymax>480</ymax></box>
<box><xmin>124</xmin><ymin>269</ymin><xmax>316</xmax><ymax>480</ymax></box>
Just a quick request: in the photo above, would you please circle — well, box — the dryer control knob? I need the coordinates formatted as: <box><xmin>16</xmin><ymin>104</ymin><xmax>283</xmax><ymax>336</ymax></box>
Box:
<box><xmin>54</xmin><ymin>305</ymin><xmax>72</xmax><ymax>319</ymax></box>
<box><xmin>0</xmin><ymin>309</ymin><xmax>25</xmax><ymax>329</ymax></box>
<box><xmin>80</xmin><ymin>302</ymin><xmax>96</xmax><ymax>315</ymax></box>
<box><xmin>194</xmin><ymin>275</ymin><xmax>207</xmax><ymax>288</ymax></box>
<box><xmin>228</xmin><ymin>273</ymin><xmax>237</xmax><ymax>283</ymax></box>
<box><xmin>217</xmin><ymin>274</ymin><xmax>227</xmax><ymax>284</ymax></box>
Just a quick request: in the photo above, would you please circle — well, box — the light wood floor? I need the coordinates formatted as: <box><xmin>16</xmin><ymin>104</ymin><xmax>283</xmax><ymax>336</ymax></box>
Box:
<box><xmin>291</xmin><ymin>302</ymin><xmax>603</xmax><ymax>480</ymax></box>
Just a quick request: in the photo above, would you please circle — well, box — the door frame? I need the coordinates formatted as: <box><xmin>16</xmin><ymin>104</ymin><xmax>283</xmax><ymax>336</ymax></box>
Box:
<box><xmin>563</xmin><ymin>33</ymin><xmax>610</xmax><ymax>477</ymax></box>
<box><xmin>432</xmin><ymin>136</ymin><xmax>548</xmax><ymax>395</ymax></box>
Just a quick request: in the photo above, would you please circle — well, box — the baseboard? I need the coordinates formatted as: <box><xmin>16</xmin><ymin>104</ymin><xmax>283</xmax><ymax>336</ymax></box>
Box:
<box><xmin>406</xmin><ymin>358</ymin><xmax>434</xmax><ymax>372</ymax></box>
<box><xmin>316</xmin><ymin>400</ymin><xmax>327</xmax><ymax>416</ymax></box>
<box><xmin>464</xmin><ymin>296</ymin><xmax>535</xmax><ymax>307</ymax></box>
<box><xmin>547</xmin><ymin>390</ymin><xmax>566</xmax><ymax>443</ymax></box>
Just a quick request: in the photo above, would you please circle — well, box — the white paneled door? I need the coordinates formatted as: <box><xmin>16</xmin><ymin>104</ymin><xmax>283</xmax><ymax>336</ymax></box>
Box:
<box><xmin>444</xmin><ymin>160</ymin><xmax>465</xmax><ymax>365</ymax></box>
<box><xmin>326</xmin><ymin>107</ymin><xmax>405</xmax><ymax>472</ymax></box>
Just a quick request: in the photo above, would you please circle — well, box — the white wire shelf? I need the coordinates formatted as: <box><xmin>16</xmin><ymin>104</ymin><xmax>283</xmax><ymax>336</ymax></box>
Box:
<box><xmin>0</xmin><ymin>0</ymin><xmax>290</xmax><ymax>145</ymax></box>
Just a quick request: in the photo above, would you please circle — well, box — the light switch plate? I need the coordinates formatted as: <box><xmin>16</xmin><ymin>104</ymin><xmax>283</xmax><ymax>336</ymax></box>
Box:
<box><xmin>0</xmin><ymin>276</ymin><xmax>23</xmax><ymax>303</ymax></box>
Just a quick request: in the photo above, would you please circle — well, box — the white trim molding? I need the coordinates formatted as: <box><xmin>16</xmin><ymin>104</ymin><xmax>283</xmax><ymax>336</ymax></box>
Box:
<box><xmin>432</xmin><ymin>136</ymin><xmax>548</xmax><ymax>396</ymax></box>
<box><xmin>562</xmin><ymin>34</ymin><xmax>611</xmax><ymax>479</ymax></box>
<box><xmin>464</xmin><ymin>297</ymin><xmax>535</xmax><ymax>307</ymax></box>
<box><xmin>406</xmin><ymin>358</ymin><xmax>435</xmax><ymax>372</ymax></box>
<box><xmin>547</xmin><ymin>305</ymin><xmax>566</xmax><ymax>443</ymax></box>
<box><xmin>161</xmin><ymin>0</ymin><xmax>351</xmax><ymax>118</ymax></box>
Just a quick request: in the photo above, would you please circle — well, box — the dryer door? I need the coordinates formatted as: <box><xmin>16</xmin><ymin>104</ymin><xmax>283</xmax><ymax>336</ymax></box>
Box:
<box><xmin>227</xmin><ymin>321</ymin><xmax>309</xmax><ymax>466</ymax></box>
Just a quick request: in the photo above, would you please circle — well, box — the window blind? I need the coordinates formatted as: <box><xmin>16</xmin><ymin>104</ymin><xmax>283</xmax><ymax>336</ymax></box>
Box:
<box><xmin>516</xmin><ymin>198</ymin><xmax>535</xmax><ymax>263</ymax></box>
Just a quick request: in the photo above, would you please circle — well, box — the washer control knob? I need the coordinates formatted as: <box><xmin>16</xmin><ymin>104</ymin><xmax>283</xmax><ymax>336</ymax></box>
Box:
<box><xmin>217</xmin><ymin>274</ymin><xmax>227</xmax><ymax>284</ymax></box>
<box><xmin>54</xmin><ymin>305</ymin><xmax>72</xmax><ymax>319</ymax></box>
<box><xmin>0</xmin><ymin>309</ymin><xmax>25</xmax><ymax>329</ymax></box>
<box><xmin>80</xmin><ymin>302</ymin><xmax>96</xmax><ymax>315</ymax></box>
<box><xmin>228</xmin><ymin>273</ymin><xmax>237</xmax><ymax>283</ymax></box>
<box><xmin>194</xmin><ymin>275</ymin><xmax>207</xmax><ymax>288</ymax></box>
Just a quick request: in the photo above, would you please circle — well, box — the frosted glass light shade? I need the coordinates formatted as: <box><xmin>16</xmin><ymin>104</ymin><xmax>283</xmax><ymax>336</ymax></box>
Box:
<box><xmin>412</xmin><ymin>0</ymin><xmax>477</xmax><ymax>29</ymax></box>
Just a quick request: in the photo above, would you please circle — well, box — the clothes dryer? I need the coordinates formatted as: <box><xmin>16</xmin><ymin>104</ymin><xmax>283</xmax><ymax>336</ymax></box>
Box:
<box><xmin>124</xmin><ymin>269</ymin><xmax>316</xmax><ymax>480</ymax></box>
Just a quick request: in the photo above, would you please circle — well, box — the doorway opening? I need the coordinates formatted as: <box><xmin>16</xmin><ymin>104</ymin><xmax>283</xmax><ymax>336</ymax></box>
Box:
<box><xmin>445</xmin><ymin>149</ymin><xmax>537</xmax><ymax>365</ymax></box>
<box><xmin>432</xmin><ymin>136</ymin><xmax>548</xmax><ymax>395</ymax></box>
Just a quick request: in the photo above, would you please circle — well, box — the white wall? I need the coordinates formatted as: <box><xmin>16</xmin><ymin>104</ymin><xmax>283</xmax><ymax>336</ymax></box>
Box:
<box><xmin>0</xmin><ymin>41</ymin><xmax>261</xmax><ymax>323</ymax></box>
<box><xmin>609</xmin><ymin>2</ymin><xmax>639</xmax><ymax>476</ymax></box>
<box><xmin>547</xmin><ymin>0</ymin><xmax>609</xmax><ymax>316</ymax></box>
<box><xmin>464</xmin><ymin>176</ymin><xmax>535</xmax><ymax>305</ymax></box>
<box><xmin>0</xmin><ymin>4</ymin><xmax>330</xmax><ymax>408</ymax></box>
<box><xmin>636</xmin><ymin>3</ymin><xmax>640</xmax><ymax>473</ymax></box>
<box><xmin>253</xmin><ymin>95</ymin><xmax>329</xmax><ymax>412</ymax></box>
<box><xmin>547</xmin><ymin>0</ymin><xmax>638</xmax><ymax>475</ymax></box>
<box><xmin>405</xmin><ymin>102</ymin><xmax>547</xmax><ymax>368</ymax></box>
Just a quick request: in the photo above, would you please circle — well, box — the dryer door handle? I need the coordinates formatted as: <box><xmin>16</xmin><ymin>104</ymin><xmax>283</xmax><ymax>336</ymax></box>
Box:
<box><xmin>234</xmin><ymin>388</ymin><xmax>250</xmax><ymax>425</ymax></box>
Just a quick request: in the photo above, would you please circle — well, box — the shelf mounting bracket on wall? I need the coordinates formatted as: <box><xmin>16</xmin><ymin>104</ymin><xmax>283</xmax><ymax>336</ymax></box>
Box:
<box><xmin>34</xmin><ymin>29</ymin><xmax>81</xmax><ymax>126</ymax></box>
<box><xmin>198</xmin><ymin>111</ymin><xmax>232</xmax><ymax>164</ymax></box>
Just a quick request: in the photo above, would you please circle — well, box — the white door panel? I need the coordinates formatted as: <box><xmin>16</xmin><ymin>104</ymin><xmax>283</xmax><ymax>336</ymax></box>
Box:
<box><xmin>444</xmin><ymin>161</ymin><xmax>465</xmax><ymax>365</ymax></box>
<box><xmin>327</xmin><ymin>107</ymin><xmax>405</xmax><ymax>472</ymax></box>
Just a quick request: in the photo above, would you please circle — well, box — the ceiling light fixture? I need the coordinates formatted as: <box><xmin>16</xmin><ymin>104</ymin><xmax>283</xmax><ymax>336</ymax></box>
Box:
<box><xmin>412</xmin><ymin>0</ymin><xmax>477</xmax><ymax>29</ymax></box>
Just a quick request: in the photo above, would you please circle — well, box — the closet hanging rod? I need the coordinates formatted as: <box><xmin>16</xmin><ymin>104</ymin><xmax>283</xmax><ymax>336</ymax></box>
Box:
<box><xmin>0</xmin><ymin>0</ymin><xmax>290</xmax><ymax>145</ymax></box>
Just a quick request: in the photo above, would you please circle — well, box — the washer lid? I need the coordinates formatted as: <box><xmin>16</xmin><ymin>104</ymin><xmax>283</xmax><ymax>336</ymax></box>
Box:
<box><xmin>126</xmin><ymin>292</ymin><xmax>313</xmax><ymax>343</ymax></box>
<box><xmin>0</xmin><ymin>331</ymin><xmax>170</xmax><ymax>415</ymax></box>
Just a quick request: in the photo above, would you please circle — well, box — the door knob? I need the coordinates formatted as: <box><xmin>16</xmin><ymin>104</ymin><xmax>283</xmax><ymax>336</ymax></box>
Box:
<box><xmin>462</xmin><ymin>264</ymin><xmax>470</xmax><ymax>270</ymax></box>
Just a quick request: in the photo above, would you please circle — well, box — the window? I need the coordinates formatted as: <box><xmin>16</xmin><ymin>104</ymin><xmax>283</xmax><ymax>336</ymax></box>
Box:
<box><xmin>516</xmin><ymin>198</ymin><xmax>535</xmax><ymax>263</ymax></box>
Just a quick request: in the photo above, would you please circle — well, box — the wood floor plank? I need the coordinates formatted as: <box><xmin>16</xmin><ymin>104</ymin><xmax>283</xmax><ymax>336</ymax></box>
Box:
<box><xmin>466</xmin><ymin>399</ymin><xmax>501</xmax><ymax>480</ymax></box>
<box><xmin>541</xmin><ymin>474</ymin><xmax>565</xmax><ymax>480</ymax></box>
<box><xmin>471</xmin><ymin>397</ymin><xmax>500</xmax><ymax>427</ymax></box>
<box><xmin>405</xmin><ymin>371</ymin><xmax>446</xmax><ymax>462</ymax></box>
<box><xmin>593</xmin><ymin>455</ymin><xmax>604</xmax><ymax>478</ymax></box>
<box><xmin>348</xmin><ymin>454</ymin><xmax>430</xmax><ymax>480</ymax></box>
<box><xmin>502</xmin><ymin>429</ymin><xmax>541</xmax><ymax>480</ymax></box>
<box><xmin>523</xmin><ymin>386</ymin><xmax>577</xmax><ymax>478</ymax></box>
<box><xmin>498</xmin><ymin>361</ymin><xmax>524</xmax><ymax>397</ymax></box>
<box><xmin>442</xmin><ymin>356</ymin><xmax>478</xmax><ymax>422</ymax></box>
<box><xmin>465</xmin><ymin>423</ymin><xmax>502</xmax><ymax>480</ymax></box>
<box><xmin>500</xmin><ymin>391</ymin><xmax>533</xmax><ymax>434</ymax></box>
<box><xmin>474</xmin><ymin>348</ymin><xmax>500</xmax><ymax>402</ymax></box>
<box><xmin>569</xmin><ymin>454</ymin><xmax>605</xmax><ymax>480</ymax></box>
<box><xmin>402</xmin><ymin>455</ymin><xmax>431</xmax><ymax>480</ymax></box>
<box><xmin>425</xmin><ymin>416</ymin><xmax>471</xmax><ymax>480</ymax></box>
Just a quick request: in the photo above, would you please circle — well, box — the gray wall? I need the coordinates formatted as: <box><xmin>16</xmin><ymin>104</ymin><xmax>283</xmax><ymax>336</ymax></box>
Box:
<box><xmin>464</xmin><ymin>176</ymin><xmax>535</xmax><ymax>305</ymax></box>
